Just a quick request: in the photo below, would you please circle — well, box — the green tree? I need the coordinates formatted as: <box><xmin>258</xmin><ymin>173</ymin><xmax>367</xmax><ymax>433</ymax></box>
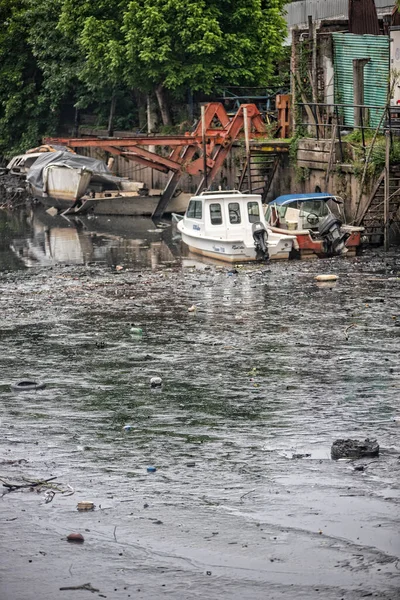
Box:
<box><xmin>0</xmin><ymin>0</ymin><xmax>50</xmax><ymax>155</ymax></box>
<box><xmin>26</xmin><ymin>0</ymin><xmax>83</xmax><ymax>112</ymax></box>
<box><xmin>59</xmin><ymin>0</ymin><xmax>287</xmax><ymax>126</ymax></box>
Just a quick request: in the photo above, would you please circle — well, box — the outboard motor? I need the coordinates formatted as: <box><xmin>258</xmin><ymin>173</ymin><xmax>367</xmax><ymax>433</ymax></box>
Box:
<box><xmin>252</xmin><ymin>221</ymin><xmax>269</xmax><ymax>260</ymax></box>
<box><xmin>318</xmin><ymin>213</ymin><xmax>350</xmax><ymax>255</ymax></box>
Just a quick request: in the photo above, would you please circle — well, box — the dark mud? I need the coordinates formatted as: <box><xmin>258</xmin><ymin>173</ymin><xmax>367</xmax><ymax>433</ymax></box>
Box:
<box><xmin>0</xmin><ymin>207</ymin><xmax>399</xmax><ymax>599</ymax></box>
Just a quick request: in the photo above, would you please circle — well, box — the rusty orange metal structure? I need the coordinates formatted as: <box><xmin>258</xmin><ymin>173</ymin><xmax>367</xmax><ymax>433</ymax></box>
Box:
<box><xmin>46</xmin><ymin>102</ymin><xmax>268</xmax><ymax>218</ymax></box>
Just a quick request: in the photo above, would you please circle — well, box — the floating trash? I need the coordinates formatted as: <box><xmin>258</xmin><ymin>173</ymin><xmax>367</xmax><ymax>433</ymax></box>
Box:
<box><xmin>77</xmin><ymin>501</ymin><xmax>95</xmax><ymax>511</ymax></box>
<box><xmin>315</xmin><ymin>274</ymin><xmax>338</xmax><ymax>282</ymax></box>
<box><xmin>150</xmin><ymin>376</ymin><xmax>162</xmax><ymax>388</ymax></box>
<box><xmin>147</xmin><ymin>466</ymin><xmax>157</xmax><ymax>473</ymax></box>
<box><xmin>11</xmin><ymin>379</ymin><xmax>46</xmax><ymax>392</ymax></box>
<box><xmin>67</xmin><ymin>533</ymin><xmax>84</xmax><ymax>543</ymax></box>
<box><xmin>129</xmin><ymin>324</ymin><xmax>143</xmax><ymax>336</ymax></box>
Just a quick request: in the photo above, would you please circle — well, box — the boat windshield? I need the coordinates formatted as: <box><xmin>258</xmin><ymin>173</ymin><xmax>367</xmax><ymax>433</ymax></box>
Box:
<box><xmin>299</xmin><ymin>200</ymin><xmax>330</xmax><ymax>218</ymax></box>
<box><xmin>275</xmin><ymin>200</ymin><xmax>330</xmax><ymax>219</ymax></box>
<box><xmin>228</xmin><ymin>202</ymin><xmax>241</xmax><ymax>224</ymax></box>
<box><xmin>247</xmin><ymin>202</ymin><xmax>260</xmax><ymax>223</ymax></box>
<box><xmin>187</xmin><ymin>200</ymin><xmax>202</xmax><ymax>219</ymax></box>
<box><xmin>210</xmin><ymin>203</ymin><xmax>223</xmax><ymax>225</ymax></box>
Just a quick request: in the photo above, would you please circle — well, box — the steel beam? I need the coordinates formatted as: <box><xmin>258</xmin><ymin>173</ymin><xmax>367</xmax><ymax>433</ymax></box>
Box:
<box><xmin>152</xmin><ymin>146</ymin><xmax>197</xmax><ymax>219</ymax></box>
<box><xmin>45</xmin><ymin>102</ymin><xmax>268</xmax><ymax>217</ymax></box>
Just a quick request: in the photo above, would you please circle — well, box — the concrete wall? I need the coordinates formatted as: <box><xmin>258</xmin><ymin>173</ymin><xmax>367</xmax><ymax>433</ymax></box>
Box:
<box><xmin>289</xmin><ymin>164</ymin><xmax>370</xmax><ymax>222</ymax></box>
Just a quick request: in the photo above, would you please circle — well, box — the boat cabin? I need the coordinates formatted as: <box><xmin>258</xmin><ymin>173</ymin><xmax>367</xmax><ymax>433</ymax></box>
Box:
<box><xmin>266</xmin><ymin>193</ymin><xmax>342</xmax><ymax>232</ymax></box>
<box><xmin>184</xmin><ymin>190</ymin><xmax>264</xmax><ymax>240</ymax></box>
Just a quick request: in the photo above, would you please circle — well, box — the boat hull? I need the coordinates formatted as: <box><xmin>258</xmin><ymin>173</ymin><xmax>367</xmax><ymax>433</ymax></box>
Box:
<box><xmin>268</xmin><ymin>226</ymin><xmax>363</xmax><ymax>258</ymax></box>
<box><xmin>44</xmin><ymin>166</ymin><xmax>92</xmax><ymax>202</ymax></box>
<box><xmin>180</xmin><ymin>231</ymin><xmax>291</xmax><ymax>262</ymax></box>
<box><xmin>38</xmin><ymin>192</ymin><xmax>191</xmax><ymax>216</ymax></box>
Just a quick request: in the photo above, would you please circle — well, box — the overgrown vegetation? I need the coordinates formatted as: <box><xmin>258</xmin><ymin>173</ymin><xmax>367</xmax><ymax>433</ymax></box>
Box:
<box><xmin>343</xmin><ymin>130</ymin><xmax>400</xmax><ymax>182</ymax></box>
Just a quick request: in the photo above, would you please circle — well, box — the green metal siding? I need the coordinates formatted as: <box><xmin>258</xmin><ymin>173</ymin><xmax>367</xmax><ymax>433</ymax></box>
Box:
<box><xmin>332</xmin><ymin>33</ymin><xmax>389</xmax><ymax>128</ymax></box>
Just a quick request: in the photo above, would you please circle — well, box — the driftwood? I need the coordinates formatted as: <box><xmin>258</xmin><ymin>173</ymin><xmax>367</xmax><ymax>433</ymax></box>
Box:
<box><xmin>0</xmin><ymin>476</ymin><xmax>74</xmax><ymax>498</ymax></box>
<box><xmin>0</xmin><ymin>476</ymin><xmax>58</xmax><ymax>491</ymax></box>
<box><xmin>59</xmin><ymin>583</ymin><xmax>100</xmax><ymax>593</ymax></box>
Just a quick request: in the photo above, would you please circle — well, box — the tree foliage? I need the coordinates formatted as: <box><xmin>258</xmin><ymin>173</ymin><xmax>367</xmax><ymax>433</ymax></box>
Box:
<box><xmin>0</xmin><ymin>0</ymin><xmax>47</xmax><ymax>154</ymax></box>
<box><xmin>0</xmin><ymin>0</ymin><xmax>288</xmax><ymax>155</ymax></box>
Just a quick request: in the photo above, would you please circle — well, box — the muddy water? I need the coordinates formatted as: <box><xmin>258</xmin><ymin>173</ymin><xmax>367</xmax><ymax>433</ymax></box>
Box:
<box><xmin>0</xmin><ymin>207</ymin><xmax>399</xmax><ymax>600</ymax></box>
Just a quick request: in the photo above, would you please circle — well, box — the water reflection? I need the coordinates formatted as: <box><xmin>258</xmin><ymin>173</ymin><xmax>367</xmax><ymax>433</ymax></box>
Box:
<box><xmin>4</xmin><ymin>207</ymin><xmax>178</xmax><ymax>269</ymax></box>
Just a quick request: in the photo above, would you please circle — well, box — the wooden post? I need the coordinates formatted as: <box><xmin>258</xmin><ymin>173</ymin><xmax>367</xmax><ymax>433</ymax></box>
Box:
<box><xmin>73</xmin><ymin>107</ymin><xmax>80</xmax><ymax>138</ymax></box>
<box><xmin>291</xmin><ymin>27</ymin><xmax>299</xmax><ymax>133</ymax></box>
<box><xmin>353</xmin><ymin>58</ymin><xmax>370</xmax><ymax>127</ymax></box>
<box><xmin>384</xmin><ymin>129</ymin><xmax>390</xmax><ymax>251</ymax></box>
<box><xmin>107</xmin><ymin>94</ymin><xmax>117</xmax><ymax>137</ymax></box>
<box><xmin>243</xmin><ymin>106</ymin><xmax>252</xmax><ymax>193</ymax></box>
<box><xmin>311</xmin><ymin>19</ymin><xmax>318</xmax><ymax>107</ymax></box>
<box><xmin>201</xmin><ymin>105</ymin><xmax>208</xmax><ymax>189</ymax></box>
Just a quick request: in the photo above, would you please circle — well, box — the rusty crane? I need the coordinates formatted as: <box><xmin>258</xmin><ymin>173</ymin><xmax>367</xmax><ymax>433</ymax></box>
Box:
<box><xmin>46</xmin><ymin>102</ymin><xmax>270</xmax><ymax>218</ymax></box>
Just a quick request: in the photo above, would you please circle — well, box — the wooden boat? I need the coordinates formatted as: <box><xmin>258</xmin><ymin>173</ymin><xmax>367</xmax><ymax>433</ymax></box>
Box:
<box><xmin>177</xmin><ymin>190</ymin><xmax>296</xmax><ymax>262</ymax></box>
<box><xmin>265</xmin><ymin>193</ymin><xmax>364</xmax><ymax>258</ymax></box>
<box><xmin>61</xmin><ymin>188</ymin><xmax>191</xmax><ymax>217</ymax></box>
<box><xmin>25</xmin><ymin>150</ymin><xmax>190</xmax><ymax>216</ymax></box>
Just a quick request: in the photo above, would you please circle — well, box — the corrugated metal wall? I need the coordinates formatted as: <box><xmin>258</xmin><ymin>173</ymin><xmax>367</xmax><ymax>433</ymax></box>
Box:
<box><xmin>332</xmin><ymin>33</ymin><xmax>389</xmax><ymax>127</ymax></box>
<box><xmin>286</xmin><ymin>0</ymin><xmax>394</xmax><ymax>28</ymax></box>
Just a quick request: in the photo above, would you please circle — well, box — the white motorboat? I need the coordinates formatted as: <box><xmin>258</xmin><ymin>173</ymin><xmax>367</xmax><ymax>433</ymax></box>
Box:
<box><xmin>6</xmin><ymin>144</ymin><xmax>75</xmax><ymax>176</ymax></box>
<box><xmin>177</xmin><ymin>190</ymin><xmax>296</xmax><ymax>262</ymax></box>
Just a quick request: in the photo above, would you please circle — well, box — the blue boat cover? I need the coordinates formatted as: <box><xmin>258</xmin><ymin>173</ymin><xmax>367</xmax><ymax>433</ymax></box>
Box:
<box><xmin>269</xmin><ymin>193</ymin><xmax>334</xmax><ymax>206</ymax></box>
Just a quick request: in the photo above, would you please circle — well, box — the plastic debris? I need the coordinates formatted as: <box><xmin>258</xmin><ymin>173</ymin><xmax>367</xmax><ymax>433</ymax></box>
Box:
<box><xmin>150</xmin><ymin>376</ymin><xmax>162</xmax><ymax>388</ymax></box>
<box><xmin>67</xmin><ymin>533</ymin><xmax>84</xmax><ymax>543</ymax></box>
<box><xmin>77</xmin><ymin>501</ymin><xmax>95</xmax><ymax>511</ymax></box>
<box><xmin>115</xmin><ymin>265</ymin><xmax>124</xmax><ymax>271</ymax></box>
<box><xmin>187</xmin><ymin>305</ymin><xmax>196</xmax><ymax>312</ymax></box>
<box><xmin>315</xmin><ymin>274</ymin><xmax>338</xmax><ymax>282</ymax></box>
<box><xmin>123</xmin><ymin>424</ymin><xmax>133</xmax><ymax>432</ymax></box>
<box><xmin>331</xmin><ymin>438</ymin><xmax>379</xmax><ymax>460</ymax></box>
<box><xmin>45</xmin><ymin>207</ymin><xmax>58</xmax><ymax>217</ymax></box>
<box><xmin>292</xmin><ymin>453</ymin><xmax>311</xmax><ymax>459</ymax></box>
<box><xmin>129</xmin><ymin>325</ymin><xmax>143</xmax><ymax>336</ymax></box>
<box><xmin>44</xmin><ymin>490</ymin><xmax>55</xmax><ymax>503</ymax></box>
<box><xmin>147</xmin><ymin>466</ymin><xmax>157</xmax><ymax>473</ymax></box>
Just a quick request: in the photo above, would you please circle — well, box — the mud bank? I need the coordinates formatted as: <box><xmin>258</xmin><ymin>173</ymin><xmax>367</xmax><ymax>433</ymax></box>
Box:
<box><xmin>0</xmin><ymin>241</ymin><xmax>399</xmax><ymax>599</ymax></box>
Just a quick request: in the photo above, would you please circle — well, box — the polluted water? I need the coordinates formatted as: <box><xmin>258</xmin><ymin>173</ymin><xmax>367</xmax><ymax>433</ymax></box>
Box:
<box><xmin>0</xmin><ymin>206</ymin><xmax>399</xmax><ymax>600</ymax></box>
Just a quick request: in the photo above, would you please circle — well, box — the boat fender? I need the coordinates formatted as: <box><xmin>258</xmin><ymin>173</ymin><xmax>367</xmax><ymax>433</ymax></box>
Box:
<box><xmin>315</xmin><ymin>274</ymin><xmax>338</xmax><ymax>282</ymax></box>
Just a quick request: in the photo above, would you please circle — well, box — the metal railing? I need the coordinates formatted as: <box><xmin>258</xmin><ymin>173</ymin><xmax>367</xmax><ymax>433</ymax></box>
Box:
<box><xmin>294</xmin><ymin>101</ymin><xmax>400</xmax><ymax>159</ymax></box>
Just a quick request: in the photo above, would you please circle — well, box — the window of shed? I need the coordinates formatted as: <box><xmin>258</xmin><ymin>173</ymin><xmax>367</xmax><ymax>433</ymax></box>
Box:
<box><xmin>228</xmin><ymin>202</ymin><xmax>241</xmax><ymax>224</ymax></box>
<box><xmin>247</xmin><ymin>202</ymin><xmax>260</xmax><ymax>223</ymax></box>
<box><xmin>210</xmin><ymin>203</ymin><xmax>223</xmax><ymax>225</ymax></box>
<box><xmin>187</xmin><ymin>200</ymin><xmax>202</xmax><ymax>219</ymax></box>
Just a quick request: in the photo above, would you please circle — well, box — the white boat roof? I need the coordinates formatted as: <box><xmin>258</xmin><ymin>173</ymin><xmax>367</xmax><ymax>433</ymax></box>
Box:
<box><xmin>189</xmin><ymin>190</ymin><xmax>262</xmax><ymax>202</ymax></box>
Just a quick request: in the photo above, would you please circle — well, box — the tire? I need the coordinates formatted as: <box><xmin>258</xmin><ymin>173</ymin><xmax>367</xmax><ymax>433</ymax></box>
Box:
<box><xmin>11</xmin><ymin>380</ymin><xmax>46</xmax><ymax>392</ymax></box>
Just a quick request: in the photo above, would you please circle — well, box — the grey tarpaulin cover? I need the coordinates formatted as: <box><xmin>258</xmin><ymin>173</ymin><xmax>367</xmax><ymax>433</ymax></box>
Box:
<box><xmin>26</xmin><ymin>151</ymin><xmax>114</xmax><ymax>197</ymax></box>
